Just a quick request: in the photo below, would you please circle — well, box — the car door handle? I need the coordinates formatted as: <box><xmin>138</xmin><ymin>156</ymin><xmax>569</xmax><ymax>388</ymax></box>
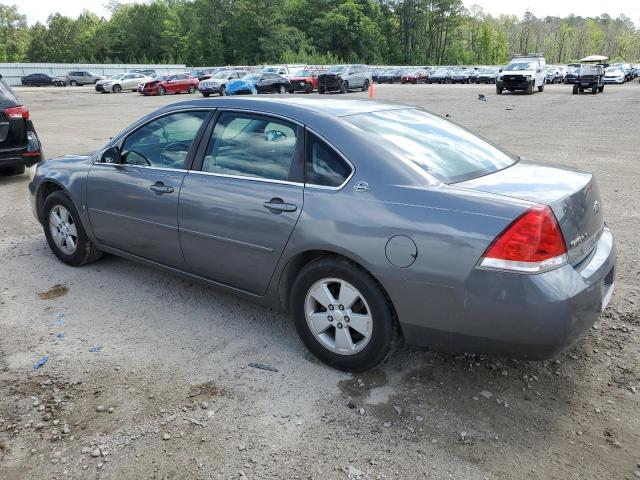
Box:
<box><xmin>149</xmin><ymin>182</ymin><xmax>174</xmax><ymax>194</ymax></box>
<box><xmin>263</xmin><ymin>198</ymin><xmax>297</xmax><ymax>212</ymax></box>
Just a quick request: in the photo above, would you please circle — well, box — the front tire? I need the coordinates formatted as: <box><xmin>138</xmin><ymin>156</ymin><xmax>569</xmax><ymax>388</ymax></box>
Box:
<box><xmin>496</xmin><ymin>85</ymin><xmax>503</xmax><ymax>95</ymax></box>
<box><xmin>42</xmin><ymin>192</ymin><xmax>102</xmax><ymax>267</ymax></box>
<box><xmin>573</xmin><ymin>84</ymin><xmax>579</xmax><ymax>94</ymax></box>
<box><xmin>112</xmin><ymin>84</ymin><xmax>122</xmax><ymax>93</ymax></box>
<box><xmin>188</xmin><ymin>84</ymin><xmax>196</xmax><ymax>94</ymax></box>
<box><xmin>538</xmin><ymin>84</ymin><xmax>544</xmax><ymax>92</ymax></box>
<box><xmin>291</xmin><ymin>257</ymin><xmax>399</xmax><ymax>372</ymax></box>
<box><xmin>339</xmin><ymin>81</ymin><xmax>348</xmax><ymax>94</ymax></box>
<box><xmin>70</xmin><ymin>80</ymin><xmax>78</xmax><ymax>87</ymax></box>
<box><xmin>362</xmin><ymin>79</ymin><xmax>370</xmax><ymax>92</ymax></box>
<box><xmin>278</xmin><ymin>84</ymin><xmax>286</xmax><ymax>94</ymax></box>
<box><xmin>157</xmin><ymin>86</ymin><xmax>165</xmax><ymax>96</ymax></box>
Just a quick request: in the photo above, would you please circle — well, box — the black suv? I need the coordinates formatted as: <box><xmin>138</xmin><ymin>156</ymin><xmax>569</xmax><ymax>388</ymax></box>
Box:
<box><xmin>0</xmin><ymin>75</ymin><xmax>43</xmax><ymax>175</ymax></box>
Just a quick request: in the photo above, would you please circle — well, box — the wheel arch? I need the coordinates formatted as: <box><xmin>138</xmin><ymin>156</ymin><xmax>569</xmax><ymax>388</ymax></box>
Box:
<box><xmin>277</xmin><ymin>249</ymin><xmax>400</xmax><ymax>329</ymax></box>
<box><xmin>35</xmin><ymin>180</ymin><xmax>67</xmax><ymax>223</ymax></box>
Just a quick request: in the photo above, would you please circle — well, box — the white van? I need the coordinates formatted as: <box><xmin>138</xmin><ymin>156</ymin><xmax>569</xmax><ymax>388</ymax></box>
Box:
<box><xmin>496</xmin><ymin>54</ymin><xmax>546</xmax><ymax>95</ymax></box>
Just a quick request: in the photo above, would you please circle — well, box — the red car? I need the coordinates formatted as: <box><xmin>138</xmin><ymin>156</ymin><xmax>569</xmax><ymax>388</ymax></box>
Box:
<box><xmin>287</xmin><ymin>68</ymin><xmax>327</xmax><ymax>93</ymax></box>
<box><xmin>138</xmin><ymin>73</ymin><xmax>199</xmax><ymax>96</ymax></box>
<box><xmin>401</xmin><ymin>70</ymin><xmax>429</xmax><ymax>84</ymax></box>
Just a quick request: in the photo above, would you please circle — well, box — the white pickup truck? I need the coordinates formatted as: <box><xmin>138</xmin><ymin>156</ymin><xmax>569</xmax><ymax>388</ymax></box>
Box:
<box><xmin>496</xmin><ymin>54</ymin><xmax>546</xmax><ymax>95</ymax></box>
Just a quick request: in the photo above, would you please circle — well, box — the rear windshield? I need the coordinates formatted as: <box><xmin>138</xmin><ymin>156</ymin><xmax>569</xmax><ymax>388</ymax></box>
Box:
<box><xmin>344</xmin><ymin>109</ymin><xmax>517</xmax><ymax>184</ymax></box>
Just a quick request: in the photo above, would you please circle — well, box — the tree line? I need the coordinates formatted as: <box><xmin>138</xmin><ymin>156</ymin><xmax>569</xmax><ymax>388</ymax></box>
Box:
<box><xmin>1</xmin><ymin>1</ymin><xmax>639</xmax><ymax>66</ymax></box>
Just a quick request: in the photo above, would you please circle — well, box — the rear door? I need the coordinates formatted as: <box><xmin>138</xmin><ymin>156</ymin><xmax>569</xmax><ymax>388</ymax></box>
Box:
<box><xmin>86</xmin><ymin>110</ymin><xmax>210</xmax><ymax>267</ymax></box>
<box><xmin>178</xmin><ymin>110</ymin><xmax>304</xmax><ymax>295</ymax></box>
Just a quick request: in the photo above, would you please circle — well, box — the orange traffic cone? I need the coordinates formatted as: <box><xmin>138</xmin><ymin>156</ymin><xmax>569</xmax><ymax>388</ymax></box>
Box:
<box><xmin>368</xmin><ymin>81</ymin><xmax>374</xmax><ymax>98</ymax></box>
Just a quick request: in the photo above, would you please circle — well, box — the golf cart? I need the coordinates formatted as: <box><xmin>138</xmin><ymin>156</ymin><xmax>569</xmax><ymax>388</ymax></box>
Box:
<box><xmin>572</xmin><ymin>55</ymin><xmax>608</xmax><ymax>95</ymax></box>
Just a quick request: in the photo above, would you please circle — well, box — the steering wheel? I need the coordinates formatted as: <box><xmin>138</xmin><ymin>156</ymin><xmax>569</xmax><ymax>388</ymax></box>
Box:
<box><xmin>160</xmin><ymin>142</ymin><xmax>191</xmax><ymax>167</ymax></box>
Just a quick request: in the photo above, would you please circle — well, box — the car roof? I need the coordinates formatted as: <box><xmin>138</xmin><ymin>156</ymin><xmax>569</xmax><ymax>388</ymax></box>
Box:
<box><xmin>159</xmin><ymin>97</ymin><xmax>408</xmax><ymax>119</ymax></box>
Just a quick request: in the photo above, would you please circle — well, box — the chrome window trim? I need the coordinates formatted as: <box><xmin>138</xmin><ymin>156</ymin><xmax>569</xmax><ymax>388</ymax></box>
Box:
<box><xmin>188</xmin><ymin>169</ymin><xmax>303</xmax><ymax>187</ymax></box>
<box><xmin>304</xmin><ymin>127</ymin><xmax>355</xmax><ymax>191</ymax></box>
<box><xmin>92</xmin><ymin>163</ymin><xmax>188</xmax><ymax>174</ymax></box>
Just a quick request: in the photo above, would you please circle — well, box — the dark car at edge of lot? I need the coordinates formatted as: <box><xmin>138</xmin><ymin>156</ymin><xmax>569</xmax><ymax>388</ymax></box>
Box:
<box><xmin>573</xmin><ymin>64</ymin><xmax>605</xmax><ymax>94</ymax></box>
<box><xmin>20</xmin><ymin>73</ymin><xmax>67</xmax><ymax>87</ymax></box>
<box><xmin>0</xmin><ymin>75</ymin><xmax>43</xmax><ymax>175</ymax></box>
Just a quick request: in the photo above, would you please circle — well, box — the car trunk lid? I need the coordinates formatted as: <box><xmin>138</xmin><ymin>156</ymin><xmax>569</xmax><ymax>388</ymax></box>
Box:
<box><xmin>457</xmin><ymin>160</ymin><xmax>604</xmax><ymax>266</ymax></box>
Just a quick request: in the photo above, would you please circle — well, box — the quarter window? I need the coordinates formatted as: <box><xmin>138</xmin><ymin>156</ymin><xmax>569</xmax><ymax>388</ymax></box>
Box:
<box><xmin>305</xmin><ymin>133</ymin><xmax>352</xmax><ymax>188</ymax></box>
<box><xmin>202</xmin><ymin>112</ymin><xmax>298</xmax><ymax>181</ymax></box>
<box><xmin>120</xmin><ymin>111</ymin><xmax>208</xmax><ymax>170</ymax></box>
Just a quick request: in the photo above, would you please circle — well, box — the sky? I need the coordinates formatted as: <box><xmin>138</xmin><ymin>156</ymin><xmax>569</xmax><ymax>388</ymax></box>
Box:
<box><xmin>2</xmin><ymin>0</ymin><xmax>640</xmax><ymax>25</ymax></box>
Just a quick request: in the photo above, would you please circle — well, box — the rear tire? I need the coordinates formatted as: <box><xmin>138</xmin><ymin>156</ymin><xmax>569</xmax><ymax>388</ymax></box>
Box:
<box><xmin>526</xmin><ymin>82</ymin><xmax>534</xmax><ymax>95</ymax></box>
<box><xmin>278</xmin><ymin>84</ymin><xmax>286</xmax><ymax>94</ymax></box>
<box><xmin>362</xmin><ymin>79</ymin><xmax>370</xmax><ymax>92</ymax></box>
<box><xmin>496</xmin><ymin>86</ymin><xmax>503</xmax><ymax>95</ymax></box>
<box><xmin>592</xmin><ymin>86</ymin><xmax>598</xmax><ymax>95</ymax></box>
<box><xmin>538</xmin><ymin>84</ymin><xmax>544</xmax><ymax>92</ymax></box>
<box><xmin>70</xmin><ymin>80</ymin><xmax>78</xmax><ymax>87</ymax></box>
<box><xmin>202</xmin><ymin>92</ymin><xmax>210</xmax><ymax>97</ymax></box>
<box><xmin>157</xmin><ymin>86</ymin><xmax>165</xmax><ymax>96</ymax></box>
<box><xmin>318</xmin><ymin>87</ymin><xmax>325</xmax><ymax>94</ymax></box>
<box><xmin>42</xmin><ymin>192</ymin><xmax>103</xmax><ymax>267</ymax></box>
<box><xmin>598</xmin><ymin>85</ymin><xmax>604</xmax><ymax>93</ymax></box>
<box><xmin>188</xmin><ymin>85</ymin><xmax>196</xmax><ymax>94</ymax></box>
<box><xmin>290</xmin><ymin>257</ymin><xmax>399</xmax><ymax>372</ymax></box>
<box><xmin>573</xmin><ymin>84</ymin><xmax>579</xmax><ymax>94</ymax></box>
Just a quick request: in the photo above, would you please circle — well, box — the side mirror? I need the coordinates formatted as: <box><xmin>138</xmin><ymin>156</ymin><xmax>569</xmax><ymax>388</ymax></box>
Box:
<box><xmin>101</xmin><ymin>146</ymin><xmax>121</xmax><ymax>164</ymax></box>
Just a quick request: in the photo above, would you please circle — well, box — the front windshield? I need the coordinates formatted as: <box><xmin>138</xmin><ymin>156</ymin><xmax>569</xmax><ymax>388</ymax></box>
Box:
<box><xmin>262</xmin><ymin>67</ymin><xmax>278</xmax><ymax>73</ymax></box>
<box><xmin>580</xmin><ymin>65</ymin><xmax>598</xmax><ymax>75</ymax></box>
<box><xmin>505</xmin><ymin>62</ymin><xmax>536</xmax><ymax>71</ymax></box>
<box><xmin>293</xmin><ymin>69</ymin><xmax>313</xmax><ymax>77</ymax></box>
<box><xmin>212</xmin><ymin>71</ymin><xmax>231</xmax><ymax>79</ymax></box>
<box><xmin>329</xmin><ymin>66</ymin><xmax>348</xmax><ymax>74</ymax></box>
<box><xmin>434</xmin><ymin>69</ymin><xmax>448</xmax><ymax>75</ymax></box>
<box><xmin>606</xmin><ymin>68</ymin><xmax>622</xmax><ymax>74</ymax></box>
<box><xmin>243</xmin><ymin>74</ymin><xmax>260</xmax><ymax>81</ymax></box>
<box><xmin>344</xmin><ymin>108</ymin><xmax>517</xmax><ymax>184</ymax></box>
<box><xmin>108</xmin><ymin>74</ymin><xmax>124</xmax><ymax>80</ymax></box>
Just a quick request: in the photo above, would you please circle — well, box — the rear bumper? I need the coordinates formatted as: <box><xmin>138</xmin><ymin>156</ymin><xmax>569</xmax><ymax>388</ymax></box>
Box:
<box><xmin>398</xmin><ymin>227</ymin><xmax>616</xmax><ymax>359</ymax></box>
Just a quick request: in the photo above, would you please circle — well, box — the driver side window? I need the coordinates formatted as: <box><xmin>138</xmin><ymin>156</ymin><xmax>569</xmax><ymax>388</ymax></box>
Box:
<box><xmin>120</xmin><ymin>111</ymin><xmax>208</xmax><ymax>169</ymax></box>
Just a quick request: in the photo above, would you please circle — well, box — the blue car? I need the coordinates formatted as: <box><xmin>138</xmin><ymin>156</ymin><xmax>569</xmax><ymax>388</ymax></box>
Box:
<box><xmin>226</xmin><ymin>73</ymin><xmax>290</xmax><ymax>95</ymax></box>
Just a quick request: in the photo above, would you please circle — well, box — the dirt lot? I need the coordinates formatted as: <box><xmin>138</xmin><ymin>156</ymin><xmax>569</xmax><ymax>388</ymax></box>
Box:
<box><xmin>1</xmin><ymin>83</ymin><xmax>639</xmax><ymax>480</ymax></box>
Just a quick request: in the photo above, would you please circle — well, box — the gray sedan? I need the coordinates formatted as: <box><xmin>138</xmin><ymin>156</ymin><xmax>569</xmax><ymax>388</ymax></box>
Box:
<box><xmin>28</xmin><ymin>98</ymin><xmax>616</xmax><ymax>371</ymax></box>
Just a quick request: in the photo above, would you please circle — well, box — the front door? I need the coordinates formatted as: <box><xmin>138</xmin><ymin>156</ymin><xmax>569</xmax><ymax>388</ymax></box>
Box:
<box><xmin>86</xmin><ymin>110</ymin><xmax>210</xmax><ymax>268</ymax></box>
<box><xmin>179</xmin><ymin>110</ymin><xmax>303</xmax><ymax>295</ymax></box>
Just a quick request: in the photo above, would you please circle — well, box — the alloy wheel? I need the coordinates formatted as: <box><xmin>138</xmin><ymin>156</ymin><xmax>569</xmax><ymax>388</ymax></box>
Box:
<box><xmin>49</xmin><ymin>205</ymin><xmax>78</xmax><ymax>255</ymax></box>
<box><xmin>304</xmin><ymin>278</ymin><xmax>373</xmax><ymax>355</ymax></box>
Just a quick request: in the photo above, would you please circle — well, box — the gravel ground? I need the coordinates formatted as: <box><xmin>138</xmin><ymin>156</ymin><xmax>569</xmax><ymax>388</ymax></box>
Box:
<box><xmin>1</xmin><ymin>83</ymin><xmax>639</xmax><ymax>480</ymax></box>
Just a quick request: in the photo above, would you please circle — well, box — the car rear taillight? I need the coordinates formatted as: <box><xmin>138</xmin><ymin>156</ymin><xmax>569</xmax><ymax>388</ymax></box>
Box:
<box><xmin>4</xmin><ymin>105</ymin><xmax>29</xmax><ymax>120</ymax></box>
<box><xmin>480</xmin><ymin>205</ymin><xmax>567</xmax><ymax>273</ymax></box>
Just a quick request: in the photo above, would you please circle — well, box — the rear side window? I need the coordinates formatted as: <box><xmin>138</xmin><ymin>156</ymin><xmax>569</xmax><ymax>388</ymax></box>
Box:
<box><xmin>305</xmin><ymin>133</ymin><xmax>352</xmax><ymax>188</ymax></box>
<box><xmin>0</xmin><ymin>78</ymin><xmax>18</xmax><ymax>103</ymax></box>
<box><xmin>344</xmin><ymin>108</ymin><xmax>517</xmax><ymax>184</ymax></box>
<box><xmin>202</xmin><ymin>112</ymin><xmax>298</xmax><ymax>181</ymax></box>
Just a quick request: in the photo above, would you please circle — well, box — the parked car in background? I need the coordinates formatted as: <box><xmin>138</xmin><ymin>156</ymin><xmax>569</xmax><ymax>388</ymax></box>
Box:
<box><xmin>545</xmin><ymin>67</ymin><xmax>563</xmax><ymax>84</ymax></box>
<box><xmin>288</xmin><ymin>68</ymin><xmax>326</xmax><ymax>93</ymax></box>
<box><xmin>138</xmin><ymin>74</ymin><xmax>199</xmax><ymax>96</ymax></box>
<box><xmin>428</xmin><ymin>68</ymin><xmax>451</xmax><ymax>84</ymax></box>
<box><xmin>564</xmin><ymin>64</ymin><xmax>581</xmax><ymax>84</ymax></box>
<box><xmin>496</xmin><ymin>54</ymin><xmax>546</xmax><ymax>94</ymax></box>
<box><xmin>96</xmin><ymin>73</ymin><xmax>150</xmax><ymax>93</ymax></box>
<box><xmin>604</xmin><ymin>67</ymin><xmax>626</xmax><ymax>84</ymax></box>
<box><xmin>261</xmin><ymin>65</ymin><xmax>305</xmax><ymax>79</ymax></box>
<box><xmin>66</xmin><ymin>71</ymin><xmax>104</xmax><ymax>86</ymax></box>
<box><xmin>199</xmin><ymin>70</ymin><xmax>249</xmax><ymax>97</ymax></box>
<box><xmin>29</xmin><ymin>97</ymin><xmax>616</xmax><ymax>371</ymax></box>
<box><xmin>401</xmin><ymin>70</ymin><xmax>428</xmax><ymax>84</ymax></box>
<box><xmin>0</xmin><ymin>74</ymin><xmax>42</xmax><ymax>175</ymax></box>
<box><xmin>450</xmin><ymin>68</ymin><xmax>473</xmax><ymax>84</ymax></box>
<box><xmin>376</xmin><ymin>68</ymin><xmax>398</xmax><ymax>84</ymax></box>
<box><xmin>225</xmin><ymin>73</ymin><xmax>291</xmax><ymax>95</ymax></box>
<box><xmin>129</xmin><ymin>69</ymin><xmax>156</xmax><ymax>77</ymax></box>
<box><xmin>20</xmin><ymin>73</ymin><xmax>66</xmax><ymax>87</ymax></box>
<box><xmin>477</xmin><ymin>67</ymin><xmax>499</xmax><ymax>84</ymax></box>
<box><xmin>317</xmin><ymin>65</ymin><xmax>371</xmax><ymax>94</ymax></box>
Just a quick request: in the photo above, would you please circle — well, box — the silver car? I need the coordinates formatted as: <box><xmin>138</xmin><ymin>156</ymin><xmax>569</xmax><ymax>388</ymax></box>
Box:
<box><xmin>28</xmin><ymin>98</ymin><xmax>616</xmax><ymax>371</ymax></box>
<box><xmin>95</xmin><ymin>73</ymin><xmax>150</xmax><ymax>93</ymax></box>
<box><xmin>66</xmin><ymin>71</ymin><xmax>105</xmax><ymax>86</ymax></box>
